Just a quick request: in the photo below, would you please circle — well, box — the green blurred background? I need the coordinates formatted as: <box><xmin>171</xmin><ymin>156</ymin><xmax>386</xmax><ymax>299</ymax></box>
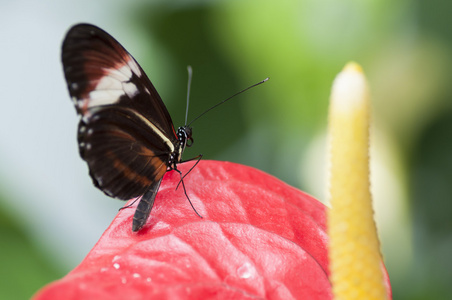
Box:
<box><xmin>1</xmin><ymin>0</ymin><xmax>451</xmax><ymax>298</ymax></box>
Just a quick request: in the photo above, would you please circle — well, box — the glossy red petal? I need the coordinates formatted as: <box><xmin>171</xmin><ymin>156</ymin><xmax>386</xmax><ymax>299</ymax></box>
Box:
<box><xmin>34</xmin><ymin>161</ymin><xmax>335</xmax><ymax>299</ymax></box>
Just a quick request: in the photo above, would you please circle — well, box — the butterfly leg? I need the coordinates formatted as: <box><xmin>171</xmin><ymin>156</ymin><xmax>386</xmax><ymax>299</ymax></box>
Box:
<box><xmin>173</xmin><ymin>167</ymin><xmax>203</xmax><ymax>219</ymax></box>
<box><xmin>181</xmin><ymin>154</ymin><xmax>203</xmax><ymax>164</ymax></box>
<box><xmin>132</xmin><ymin>177</ymin><xmax>163</xmax><ymax>232</ymax></box>
<box><xmin>119</xmin><ymin>198</ymin><xmax>139</xmax><ymax>211</ymax></box>
<box><xmin>176</xmin><ymin>154</ymin><xmax>203</xmax><ymax>190</ymax></box>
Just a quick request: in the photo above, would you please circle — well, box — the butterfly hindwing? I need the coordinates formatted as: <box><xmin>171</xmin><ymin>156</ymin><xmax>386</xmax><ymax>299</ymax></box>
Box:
<box><xmin>77</xmin><ymin>107</ymin><xmax>169</xmax><ymax>200</ymax></box>
<box><xmin>62</xmin><ymin>23</ymin><xmax>176</xmax><ymax>201</ymax></box>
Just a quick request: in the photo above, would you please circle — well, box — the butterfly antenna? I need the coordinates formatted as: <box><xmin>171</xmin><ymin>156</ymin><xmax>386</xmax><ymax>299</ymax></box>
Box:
<box><xmin>185</xmin><ymin>65</ymin><xmax>193</xmax><ymax>125</ymax></box>
<box><xmin>187</xmin><ymin>77</ymin><xmax>269</xmax><ymax>127</ymax></box>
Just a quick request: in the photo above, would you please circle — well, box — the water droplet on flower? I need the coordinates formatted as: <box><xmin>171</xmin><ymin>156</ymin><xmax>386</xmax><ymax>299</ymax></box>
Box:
<box><xmin>237</xmin><ymin>262</ymin><xmax>255</xmax><ymax>279</ymax></box>
<box><xmin>121</xmin><ymin>277</ymin><xmax>127</xmax><ymax>284</ymax></box>
<box><xmin>113</xmin><ymin>263</ymin><xmax>120</xmax><ymax>270</ymax></box>
<box><xmin>133</xmin><ymin>273</ymin><xmax>141</xmax><ymax>278</ymax></box>
<box><xmin>112</xmin><ymin>255</ymin><xmax>121</xmax><ymax>262</ymax></box>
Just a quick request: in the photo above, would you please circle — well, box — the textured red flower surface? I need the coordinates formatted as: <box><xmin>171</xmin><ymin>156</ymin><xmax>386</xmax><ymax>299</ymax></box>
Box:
<box><xmin>34</xmin><ymin>160</ymin><xmax>354</xmax><ymax>299</ymax></box>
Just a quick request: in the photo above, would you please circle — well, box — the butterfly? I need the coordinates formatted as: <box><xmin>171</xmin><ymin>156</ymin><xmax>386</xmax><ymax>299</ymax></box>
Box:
<box><xmin>62</xmin><ymin>23</ymin><xmax>268</xmax><ymax>232</ymax></box>
<box><xmin>61</xmin><ymin>23</ymin><xmax>202</xmax><ymax>232</ymax></box>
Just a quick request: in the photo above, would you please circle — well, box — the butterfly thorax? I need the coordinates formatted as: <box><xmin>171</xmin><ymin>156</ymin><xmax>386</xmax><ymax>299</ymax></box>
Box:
<box><xmin>169</xmin><ymin>126</ymin><xmax>193</xmax><ymax>170</ymax></box>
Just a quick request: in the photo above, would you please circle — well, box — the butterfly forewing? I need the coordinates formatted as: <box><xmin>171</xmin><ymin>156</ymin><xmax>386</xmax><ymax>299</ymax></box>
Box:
<box><xmin>62</xmin><ymin>23</ymin><xmax>176</xmax><ymax>136</ymax></box>
<box><xmin>62</xmin><ymin>24</ymin><xmax>176</xmax><ymax>202</ymax></box>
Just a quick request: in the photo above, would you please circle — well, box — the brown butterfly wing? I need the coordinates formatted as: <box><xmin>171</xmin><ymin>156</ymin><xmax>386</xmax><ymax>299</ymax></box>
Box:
<box><xmin>62</xmin><ymin>23</ymin><xmax>176</xmax><ymax>201</ymax></box>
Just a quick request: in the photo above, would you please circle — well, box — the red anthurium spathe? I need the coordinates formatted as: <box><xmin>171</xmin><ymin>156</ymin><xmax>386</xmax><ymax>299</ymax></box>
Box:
<box><xmin>34</xmin><ymin>161</ymin><xmax>334</xmax><ymax>299</ymax></box>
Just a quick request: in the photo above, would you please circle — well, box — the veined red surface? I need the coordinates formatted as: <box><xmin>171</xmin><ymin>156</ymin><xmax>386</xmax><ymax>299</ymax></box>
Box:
<box><xmin>34</xmin><ymin>160</ymin><xmax>390</xmax><ymax>299</ymax></box>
